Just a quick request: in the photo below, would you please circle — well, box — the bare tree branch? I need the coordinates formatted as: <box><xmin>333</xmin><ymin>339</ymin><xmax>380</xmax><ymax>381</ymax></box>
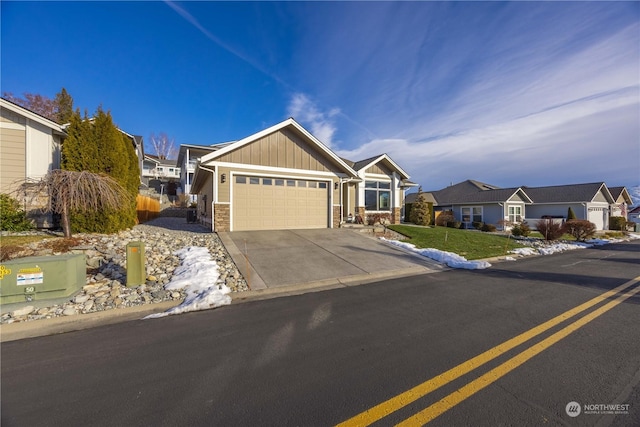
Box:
<box><xmin>148</xmin><ymin>132</ymin><xmax>177</xmax><ymax>160</ymax></box>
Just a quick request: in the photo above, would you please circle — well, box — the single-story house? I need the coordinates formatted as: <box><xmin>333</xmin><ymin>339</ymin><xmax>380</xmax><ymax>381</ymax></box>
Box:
<box><xmin>523</xmin><ymin>183</ymin><xmax>614</xmax><ymax>230</ymax></box>
<box><xmin>189</xmin><ymin>118</ymin><xmax>416</xmax><ymax>231</ymax></box>
<box><xmin>407</xmin><ymin>180</ymin><xmax>532</xmax><ymax>229</ymax></box>
<box><xmin>407</xmin><ymin>180</ymin><xmax>627</xmax><ymax>230</ymax></box>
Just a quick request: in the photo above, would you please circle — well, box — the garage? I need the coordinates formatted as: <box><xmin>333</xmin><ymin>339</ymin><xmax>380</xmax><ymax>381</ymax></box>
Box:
<box><xmin>232</xmin><ymin>175</ymin><xmax>330</xmax><ymax>231</ymax></box>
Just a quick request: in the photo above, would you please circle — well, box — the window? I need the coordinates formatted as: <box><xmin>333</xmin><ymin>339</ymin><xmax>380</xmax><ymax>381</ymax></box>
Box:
<box><xmin>262</xmin><ymin>178</ymin><xmax>272</xmax><ymax>185</ymax></box>
<box><xmin>318</xmin><ymin>182</ymin><xmax>327</xmax><ymax>189</ymax></box>
<box><xmin>286</xmin><ymin>180</ymin><xmax>296</xmax><ymax>187</ymax></box>
<box><xmin>508</xmin><ymin>206</ymin><xmax>522</xmax><ymax>223</ymax></box>
<box><xmin>308</xmin><ymin>181</ymin><xmax>317</xmax><ymax>188</ymax></box>
<box><xmin>275</xmin><ymin>179</ymin><xmax>284</xmax><ymax>186</ymax></box>
<box><xmin>298</xmin><ymin>180</ymin><xmax>307</xmax><ymax>187</ymax></box>
<box><xmin>365</xmin><ymin>181</ymin><xmax>391</xmax><ymax>211</ymax></box>
<box><xmin>249</xmin><ymin>177</ymin><xmax>260</xmax><ymax>185</ymax></box>
<box><xmin>236</xmin><ymin>176</ymin><xmax>246</xmax><ymax>184</ymax></box>
<box><xmin>461</xmin><ymin>207</ymin><xmax>482</xmax><ymax>223</ymax></box>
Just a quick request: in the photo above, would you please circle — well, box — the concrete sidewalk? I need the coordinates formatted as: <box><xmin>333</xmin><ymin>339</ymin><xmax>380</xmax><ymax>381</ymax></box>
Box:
<box><xmin>219</xmin><ymin>228</ymin><xmax>445</xmax><ymax>290</ymax></box>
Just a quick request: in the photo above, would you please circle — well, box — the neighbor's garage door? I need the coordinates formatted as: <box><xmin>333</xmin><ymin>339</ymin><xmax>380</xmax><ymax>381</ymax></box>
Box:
<box><xmin>233</xmin><ymin>175</ymin><xmax>329</xmax><ymax>231</ymax></box>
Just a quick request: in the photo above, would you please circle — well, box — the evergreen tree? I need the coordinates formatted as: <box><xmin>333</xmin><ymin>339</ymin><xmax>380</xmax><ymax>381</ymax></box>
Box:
<box><xmin>54</xmin><ymin>88</ymin><xmax>74</xmax><ymax>124</ymax></box>
<box><xmin>409</xmin><ymin>187</ymin><xmax>431</xmax><ymax>226</ymax></box>
<box><xmin>61</xmin><ymin>107</ymin><xmax>139</xmax><ymax>233</ymax></box>
<box><xmin>567</xmin><ymin>207</ymin><xmax>577</xmax><ymax>220</ymax></box>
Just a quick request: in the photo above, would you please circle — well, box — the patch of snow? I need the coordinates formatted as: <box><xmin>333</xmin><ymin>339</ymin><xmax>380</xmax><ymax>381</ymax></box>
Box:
<box><xmin>381</xmin><ymin>238</ymin><xmax>491</xmax><ymax>269</ymax></box>
<box><xmin>144</xmin><ymin>246</ymin><xmax>231</xmax><ymax>319</ymax></box>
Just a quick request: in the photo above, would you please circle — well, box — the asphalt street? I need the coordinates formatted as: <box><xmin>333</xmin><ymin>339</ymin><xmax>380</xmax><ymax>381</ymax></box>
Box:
<box><xmin>2</xmin><ymin>240</ymin><xmax>639</xmax><ymax>426</ymax></box>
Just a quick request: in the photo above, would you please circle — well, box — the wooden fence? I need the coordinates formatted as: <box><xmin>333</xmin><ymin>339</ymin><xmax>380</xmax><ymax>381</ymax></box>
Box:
<box><xmin>136</xmin><ymin>194</ymin><xmax>160</xmax><ymax>223</ymax></box>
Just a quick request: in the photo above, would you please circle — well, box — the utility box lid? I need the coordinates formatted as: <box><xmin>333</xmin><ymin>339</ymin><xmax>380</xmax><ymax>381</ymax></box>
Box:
<box><xmin>0</xmin><ymin>254</ymin><xmax>86</xmax><ymax>304</ymax></box>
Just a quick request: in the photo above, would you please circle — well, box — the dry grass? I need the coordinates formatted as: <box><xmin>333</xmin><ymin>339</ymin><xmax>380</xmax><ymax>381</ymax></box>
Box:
<box><xmin>0</xmin><ymin>235</ymin><xmax>84</xmax><ymax>261</ymax></box>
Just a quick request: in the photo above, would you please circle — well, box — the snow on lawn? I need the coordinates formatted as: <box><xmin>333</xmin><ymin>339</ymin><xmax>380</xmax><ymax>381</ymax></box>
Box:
<box><xmin>144</xmin><ymin>246</ymin><xmax>231</xmax><ymax>319</ymax></box>
<box><xmin>511</xmin><ymin>233</ymin><xmax>640</xmax><ymax>257</ymax></box>
<box><xmin>383</xmin><ymin>232</ymin><xmax>640</xmax><ymax>267</ymax></box>
<box><xmin>381</xmin><ymin>238</ymin><xmax>491</xmax><ymax>269</ymax></box>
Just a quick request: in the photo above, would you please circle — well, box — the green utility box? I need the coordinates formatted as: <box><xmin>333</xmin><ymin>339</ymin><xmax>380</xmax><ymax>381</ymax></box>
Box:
<box><xmin>126</xmin><ymin>241</ymin><xmax>145</xmax><ymax>287</ymax></box>
<box><xmin>0</xmin><ymin>254</ymin><xmax>86</xmax><ymax>304</ymax></box>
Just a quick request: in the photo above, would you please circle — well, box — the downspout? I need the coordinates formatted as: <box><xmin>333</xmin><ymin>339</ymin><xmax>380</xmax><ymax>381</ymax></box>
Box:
<box><xmin>200</xmin><ymin>165</ymin><xmax>216</xmax><ymax>232</ymax></box>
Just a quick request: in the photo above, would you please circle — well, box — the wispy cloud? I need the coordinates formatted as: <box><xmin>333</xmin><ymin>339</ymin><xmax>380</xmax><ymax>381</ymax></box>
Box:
<box><xmin>164</xmin><ymin>1</ymin><xmax>291</xmax><ymax>90</ymax></box>
<box><xmin>287</xmin><ymin>93</ymin><xmax>340</xmax><ymax>148</ymax></box>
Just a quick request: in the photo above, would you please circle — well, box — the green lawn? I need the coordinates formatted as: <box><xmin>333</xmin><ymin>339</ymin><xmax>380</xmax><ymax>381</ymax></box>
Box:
<box><xmin>387</xmin><ymin>224</ymin><xmax>525</xmax><ymax>260</ymax></box>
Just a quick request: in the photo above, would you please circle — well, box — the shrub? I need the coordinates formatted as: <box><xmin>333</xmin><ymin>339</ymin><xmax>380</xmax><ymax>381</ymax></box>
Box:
<box><xmin>0</xmin><ymin>194</ymin><xmax>33</xmax><ymax>231</ymax></box>
<box><xmin>563</xmin><ymin>219</ymin><xmax>596</xmax><ymax>242</ymax></box>
<box><xmin>447</xmin><ymin>221</ymin><xmax>462</xmax><ymax>229</ymax></box>
<box><xmin>409</xmin><ymin>188</ymin><xmax>431</xmax><ymax>226</ymax></box>
<box><xmin>609</xmin><ymin>216</ymin><xmax>627</xmax><ymax>231</ymax></box>
<box><xmin>472</xmin><ymin>221</ymin><xmax>483</xmax><ymax>230</ymax></box>
<box><xmin>536</xmin><ymin>219</ymin><xmax>565</xmax><ymax>241</ymax></box>
<box><xmin>480</xmin><ymin>223</ymin><xmax>497</xmax><ymax>232</ymax></box>
<box><xmin>436</xmin><ymin>210</ymin><xmax>454</xmax><ymax>226</ymax></box>
<box><xmin>367</xmin><ymin>213</ymin><xmax>391</xmax><ymax>226</ymax></box>
<box><xmin>511</xmin><ymin>221</ymin><xmax>531</xmax><ymax>237</ymax></box>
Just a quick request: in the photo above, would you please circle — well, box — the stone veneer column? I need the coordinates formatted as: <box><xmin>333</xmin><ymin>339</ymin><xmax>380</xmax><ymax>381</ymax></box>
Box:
<box><xmin>392</xmin><ymin>207</ymin><xmax>401</xmax><ymax>224</ymax></box>
<box><xmin>214</xmin><ymin>204</ymin><xmax>230</xmax><ymax>232</ymax></box>
<box><xmin>333</xmin><ymin>206</ymin><xmax>341</xmax><ymax>228</ymax></box>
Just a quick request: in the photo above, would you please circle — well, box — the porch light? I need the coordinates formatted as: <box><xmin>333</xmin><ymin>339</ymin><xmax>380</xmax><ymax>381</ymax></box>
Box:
<box><xmin>221</xmin><ymin>174</ymin><xmax>226</xmax><ymax>183</ymax></box>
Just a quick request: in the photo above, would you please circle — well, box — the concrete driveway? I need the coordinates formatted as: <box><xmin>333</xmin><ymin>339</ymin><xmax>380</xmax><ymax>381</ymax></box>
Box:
<box><xmin>218</xmin><ymin>229</ymin><xmax>445</xmax><ymax>291</ymax></box>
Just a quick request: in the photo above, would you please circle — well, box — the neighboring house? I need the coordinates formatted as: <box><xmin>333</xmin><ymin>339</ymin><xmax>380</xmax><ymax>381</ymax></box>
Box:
<box><xmin>608</xmin><ymin>186</ymin><xmax>632</xmax><ymax>219</ymax></box>
<box><xmin>410</xmin><ymin>180</ymin><xmax>624</xmax><ymax>231</ymax></box>
<box><xmin>0</xmin><ymin>98</ymin><xmax>66</xmax><ymax>227</ymax></box>
<box><xmin>411</xmin><ymin>180</ymin><xmax>532</xmax><ymax>229</ymax></box>
<box><xmin>629</xmin><ymin>206</ymin><xmax>640</xmax><ymax>224</ymax></box>
<box><xmin>523</xmin><ymin>183</ymin><xmax>614</xmax><ymax>231</ymax></box>
<box><xmin>176</xmin><ymin>143</ymin><xmax>234</xmax><ymax>204</ymax></box>
<box><xmin>1</xmin><ymin>97</ymin><xmax>143</xmax><ymax>228</ymax></box>
<box><xmin>190</xmin><ymin>118</ymin><xmax>415</xmax><ymax>231</ymax></box>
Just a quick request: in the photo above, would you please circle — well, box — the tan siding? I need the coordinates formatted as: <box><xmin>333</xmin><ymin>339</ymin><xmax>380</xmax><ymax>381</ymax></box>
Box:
<box><xmin>0</xmin><ymin>128</ymin><xmax>26</xmax><ymax>193</ymax></box>
<box><xmin>218</xmin><ymin>166</ymin><xmax>230</xmax><ymax>203</ymax></box>
<box><xmin>593</xmin><ymin>190</ymin><xmax>608</xmax><ymax>203</ymax></box>
<box><xmin>217</xmin><ymin>129</ymin><xmax>336</xmax><ymax>172</ymax></box>
<box><xmin>365</xmin><ymin>162</ymin><xmax>392</xmax><ymax>175</ymax></box>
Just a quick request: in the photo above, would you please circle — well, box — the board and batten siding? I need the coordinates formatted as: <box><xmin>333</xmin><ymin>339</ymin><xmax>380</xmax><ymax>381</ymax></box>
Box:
<box><xmin>365</xmin><ymin>162</ymin><xmax>393</xmax><ymax>175</ymax></box>
<box><xmin>216</xmin><ymin>129</ymin><xmax>335</xmax><ymax>172</ymax></box>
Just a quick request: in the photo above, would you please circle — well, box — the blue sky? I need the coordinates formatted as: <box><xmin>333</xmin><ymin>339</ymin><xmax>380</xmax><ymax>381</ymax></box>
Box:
<box><xmin>2</xmin><ymin>1</ymin><xmax>639</xmax><ymax>196</ymax></box>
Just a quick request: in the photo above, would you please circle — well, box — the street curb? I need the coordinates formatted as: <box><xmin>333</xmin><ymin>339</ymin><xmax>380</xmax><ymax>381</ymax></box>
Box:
<box><xmin>0</xmin><ymin>266</ymin><xmax>437</xmax><ymax>342</ymax></box>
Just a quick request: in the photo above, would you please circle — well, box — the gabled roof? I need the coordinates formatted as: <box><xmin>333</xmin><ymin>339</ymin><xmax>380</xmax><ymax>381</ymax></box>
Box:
<box><xmin>345</xmin><ymin>153</ymin><xmax>411</xmax><ymax>180</ymax></box>
<box><xmin>0</xmin><ymin>97</ymin><xmax>66</xmax><ymax>135</ymax></box>
<box><xmin>199</xmin><ymin>118</ymin><xmax>358</xmax><ymax>176</ymax></box>
<box><xmin>427</xmin><ymin>180</ymin><xmax>502</xmax><ymax>204</ymax></box>
<box><xmin>608</xmin><ymin>186</ymin><xmax>632</xmax><ymax>204</ymax></box>
<box><xmin>435</xmin><ymin>187</ymin><xmax>531</xmax><ymax>205</ymax></box>
<box><xmin>523</xmin><ymin>182</ymin><xmax>614</xmax><ymax>204</ymax></box>
<box><xmin>405</xmin><ymin>192</ymin><xmax>437</xmax><ymax>204</ymax></box>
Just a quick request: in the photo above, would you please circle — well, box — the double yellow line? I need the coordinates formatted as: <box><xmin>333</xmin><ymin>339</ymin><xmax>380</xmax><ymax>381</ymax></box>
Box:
<box><xmin>337</xmin><ymin>276</ymin><xmax>640</xmax><ymax>426</ymax></box>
